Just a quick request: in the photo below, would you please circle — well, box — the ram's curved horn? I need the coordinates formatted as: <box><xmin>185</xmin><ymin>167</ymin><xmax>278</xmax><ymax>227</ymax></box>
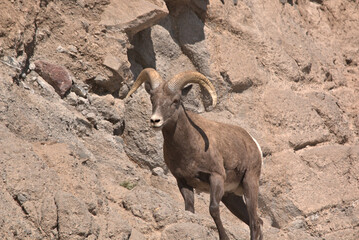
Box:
<box><xmin>125</xmin><ymin>68</ymin><xmax>163</xmax><ymax>99</ymax></box>
<box><xmin>167</xmin><ymin>71</ymin><xmax>217</xmax><ymax>107</ymax></box>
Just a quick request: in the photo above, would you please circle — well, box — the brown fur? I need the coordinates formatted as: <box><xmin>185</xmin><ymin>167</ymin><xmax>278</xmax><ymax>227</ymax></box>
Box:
<box><xmin>163</xmin><ymin>109</ymin><xmax>261</xmax><ymax>193</ymax></box>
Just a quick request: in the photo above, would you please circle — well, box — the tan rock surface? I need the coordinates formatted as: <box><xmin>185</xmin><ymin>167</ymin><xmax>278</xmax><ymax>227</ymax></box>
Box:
<box><xmin>0</xmin><ymin>0</ymin><xmax>358</xmax><ymax>239</ymax></box>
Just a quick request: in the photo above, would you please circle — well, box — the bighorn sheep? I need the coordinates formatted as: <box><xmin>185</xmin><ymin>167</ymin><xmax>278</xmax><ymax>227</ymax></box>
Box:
<box><xmin>125</xmin><ymin>68</ymin><xmax>263</xmax><ymax>240</ymax></box>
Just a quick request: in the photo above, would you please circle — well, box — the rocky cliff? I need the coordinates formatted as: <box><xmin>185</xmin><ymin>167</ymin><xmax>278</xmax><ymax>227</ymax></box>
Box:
<box><xmin>0</xmin><ymin>0</ymin><xmax>358</xmax><ymax>239</ymax></box>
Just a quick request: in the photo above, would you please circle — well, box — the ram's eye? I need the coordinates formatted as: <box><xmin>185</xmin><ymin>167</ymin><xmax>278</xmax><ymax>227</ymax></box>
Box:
<box><xmin>172</xmin><ymin>99</ymin><xmax>179</xmax><ymax>106</ymax></box>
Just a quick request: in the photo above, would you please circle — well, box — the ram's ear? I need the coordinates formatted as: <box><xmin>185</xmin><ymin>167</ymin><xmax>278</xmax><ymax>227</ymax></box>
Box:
<box><xmin>181</xmin><ymin>84</ymin><xmax>193</xmax><ymax>97</ymax></box>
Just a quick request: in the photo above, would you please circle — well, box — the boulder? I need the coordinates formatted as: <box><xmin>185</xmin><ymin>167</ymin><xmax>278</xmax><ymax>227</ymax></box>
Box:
<box><xmin>103</xmin><ymin>55</ymin><xmax>123</xmax><ymax>73</ymax></box>
<box><xmin>89</xmin><ymin>94</ymin><xmax>125</xmax><ymax>124</ymax></box>
<box><xmin>100</xmin><ymin>0</ymin><xmax>168</xmax><ymax>36</ymax></box>
<box><xmin>99</xmin><ymin>52</ymin><xmax>132</xmax><ymax>93</ymax></box>
<box><xmin>34</xmin><ymin>60</ymin><xmax>73</xmax><ymax>97</ymax></box>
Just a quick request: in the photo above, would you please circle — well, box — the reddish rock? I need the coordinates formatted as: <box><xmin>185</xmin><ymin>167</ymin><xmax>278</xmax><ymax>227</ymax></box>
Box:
<box><xmin>34</xmin><ymin>60</ymin><xmax>73</xmax><ymax>97</ymax></box>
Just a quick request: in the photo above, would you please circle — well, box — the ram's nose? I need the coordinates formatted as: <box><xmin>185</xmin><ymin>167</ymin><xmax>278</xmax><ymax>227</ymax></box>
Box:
<box><xmin>150</xmin><ymin>115</ymin><xmax>163</xmax><ymax>128</ymax></box>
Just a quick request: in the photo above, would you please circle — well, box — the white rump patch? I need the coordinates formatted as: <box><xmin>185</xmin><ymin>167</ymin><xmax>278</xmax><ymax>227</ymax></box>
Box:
<box><xmin>248</xmin><ymin>133</ymin><xmax>263</xmax><ymax>165</ymax></box>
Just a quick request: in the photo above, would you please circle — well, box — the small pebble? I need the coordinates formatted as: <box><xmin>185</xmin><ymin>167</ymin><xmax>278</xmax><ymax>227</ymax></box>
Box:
<box><xmin>152</xmin><ymin>167</ymin><xmax>165</xmax><ymax>177</ymax></box>
<box><xmin>57</xmin><ymin>45</ymin><xmax>66</xmax><ymax>53</ymax></box>
<box><xmin>68</xmin><ymin>45</ymin><xmax>78</xmax><ymax>53</ymax></box>
<box><xmin>29</xmin><ymin>62</ymin><xmax>36</xmax><ymax>70</ymax></box>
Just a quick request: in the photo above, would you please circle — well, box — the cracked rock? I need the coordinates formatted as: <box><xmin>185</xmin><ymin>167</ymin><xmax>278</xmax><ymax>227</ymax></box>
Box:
<box><xmin>55</xmin><ymin>191</ymin><xmax>99</xmax><ymax>240</ymax></box>
<box><xmin>40</xmin><ymin>195</ymin><xmax>58</xmax><ymax>238</ymax></box>
<box><xmin>122</xmin><ymin>186</ymin><xmax>179</xmax><ymax>227</ymax></box>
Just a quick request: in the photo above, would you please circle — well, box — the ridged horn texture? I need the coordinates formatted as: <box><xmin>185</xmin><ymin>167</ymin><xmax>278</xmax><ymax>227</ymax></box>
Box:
<box><xmin>167</xmin><ymin>71</ymin><xmax>217</xmax><ymax>107</ymax></box>
<box><xmin>125</xmin><ymin>68</ymin><xmax>163</xmax><ymax>99</ymax></box>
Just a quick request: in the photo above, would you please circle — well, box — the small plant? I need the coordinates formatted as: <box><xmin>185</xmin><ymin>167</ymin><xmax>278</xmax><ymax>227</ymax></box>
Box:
<box><xmin>120</xmin><ymin>181</ymin><xmax>137</xmax><ymax>190</ymax></box>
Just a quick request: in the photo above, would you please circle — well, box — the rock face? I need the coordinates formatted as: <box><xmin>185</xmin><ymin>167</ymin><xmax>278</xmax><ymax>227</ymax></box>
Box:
<box><xmin>0</xmin><ymin>0</ymin><xmax>358</xmax><ymax>239</ymax></box>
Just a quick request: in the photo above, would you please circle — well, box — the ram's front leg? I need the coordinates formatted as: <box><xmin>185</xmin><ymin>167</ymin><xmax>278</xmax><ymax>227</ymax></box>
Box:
<box><xmin>209</xmin><ymin>173</ymin><xmax>229</xmax><ymax>240</ymax></box>
<box><xmin>177</xmin><ymin>178</ymin><xmax>195</xmax><ymax>213</ymax></box>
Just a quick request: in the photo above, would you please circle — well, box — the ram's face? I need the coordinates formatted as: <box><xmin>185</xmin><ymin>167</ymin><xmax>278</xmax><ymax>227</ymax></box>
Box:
<box><xmin>149</xmin><ymin>84</ymin><xmax>181</xmax><ymax>129</ymax></box>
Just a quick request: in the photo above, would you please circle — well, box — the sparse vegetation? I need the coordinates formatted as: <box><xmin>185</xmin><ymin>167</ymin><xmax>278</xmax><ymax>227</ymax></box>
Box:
<box><xmin>120</xmin><ymin>181</ymin><xmax>137</xmax><ymax>190</ymax></box>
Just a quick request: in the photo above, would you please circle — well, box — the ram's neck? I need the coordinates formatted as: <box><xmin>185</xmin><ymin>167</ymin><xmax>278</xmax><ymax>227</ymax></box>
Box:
<box><xmin>162</xmin><ymin>106</ymin><xmax>193</xmax><ymax>144</ymax></box>
<box><xmin>162</xmin><ymin>105</ymin><xmax>207</xmax><ymax>154</ymax></box>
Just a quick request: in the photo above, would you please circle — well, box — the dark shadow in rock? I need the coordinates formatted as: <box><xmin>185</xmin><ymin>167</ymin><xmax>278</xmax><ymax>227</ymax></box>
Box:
<box><xmin>127</xmin><ymin>27</ymin><xmax>156</xmax><ymax>79</ymax></box>
<box><xmin>127</xmin><ymin>1</ymin><xmax>210</xmax><ymax>78</ymax></box>
<box><xmin>165</xmin><ymin>0</ymin><xmax>209</xmax><ymax>22</ymax></box>
<box><xmin>169</xmin><ymin>2</ymin><xmax>210</xmax><ymax>76</ymax></box>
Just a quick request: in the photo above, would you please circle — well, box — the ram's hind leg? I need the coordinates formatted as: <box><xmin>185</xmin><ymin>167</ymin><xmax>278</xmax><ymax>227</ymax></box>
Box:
<box><xmin>222</xmin><ymin>192</ymin><xmax>250</xmax><ymax>226</ymax></box>
<box><xmin>243</xmin><ymin>172</ymin><xmax>263</xmax><ymax>240</ymax></box>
